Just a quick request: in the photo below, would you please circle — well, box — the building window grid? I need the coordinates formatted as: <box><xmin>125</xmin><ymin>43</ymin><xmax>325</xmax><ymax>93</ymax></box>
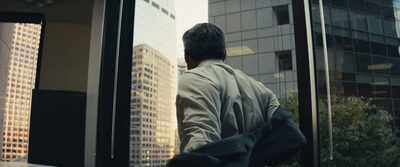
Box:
<box><xmin>2</xmin><ymin>23</ymin><xmax>40</xmax><ymax>161</ymax></box>
<box><xmin>311</xmin><ymin>1</ymin><xmax>400</xmax><ymax>129</ymax></box>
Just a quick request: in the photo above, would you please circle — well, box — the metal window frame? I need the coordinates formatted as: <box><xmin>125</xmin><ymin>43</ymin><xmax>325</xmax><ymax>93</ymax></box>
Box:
<box><xmin>95</xmin><ymin>0</ymin><xmax>134</xmax><ymax>166</ymax></box>
<box><xmin>292</xmin><ymin>0</ymin><xmax>321</xmax><ymax>166</ymax></box>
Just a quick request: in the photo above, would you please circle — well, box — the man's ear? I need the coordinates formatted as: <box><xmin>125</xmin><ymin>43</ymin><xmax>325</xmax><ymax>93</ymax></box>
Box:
<box><xmin>223</xmin><ymin>50</ymin><xmax>226</xmax><ymax>61</ymax></box>
<box><xmin>184</xmin><ymin>51</ymin><xmax>200</xmax><ymax>70</ymax></box>
<box><xmin>184</xmin><ymin>50</ymin><xmax>189</xmax><ymax>63</ymax></box>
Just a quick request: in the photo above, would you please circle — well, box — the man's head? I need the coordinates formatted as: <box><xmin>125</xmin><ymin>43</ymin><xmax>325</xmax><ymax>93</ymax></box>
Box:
<box><xmin>182</xmin><ymin>23</ymin><xmax>226</xmax><ymax>69</ymax></box>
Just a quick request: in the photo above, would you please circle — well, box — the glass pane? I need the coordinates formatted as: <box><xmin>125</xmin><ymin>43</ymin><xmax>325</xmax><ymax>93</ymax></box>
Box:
<box><xmin>311</xmin><ymin>0</ymin><xmax>400</xmax><ymax>166</ymax></box>
<box><xmin>383</xmin><ymin>19</ymin><xmax>397</xmax><ymax>36</ymax></box>
<box><xmin>130</xmin><ymin>0</ymin><xmax>177</xmax><ymax>166</ymax></box>
<box><xmin>349</xmin><ymin>0</ymin><xmax>365</xmax><ymax>11</ymax></box>
<box><xmin>331</xmin><ymin>7</ymin><xmax>350</xmax><ymax>28</ymax></box>
<box><xmin>349</xmin><ymin>12</ymin><xmax>368</xmax><ymax>31</ymax></box>
<box><xmin>0</xmin><ymin>22</ymin><xmax>42</xmax><ymax>162</ymax></box>
<box><xmin>367</xmin><ymin>15</ymin><xmax>384</xmax><ymax>34</ymax></box>
<box><xmin>331</xmin><ymin>0</ymin><xmax>348</xmax><ymax>8</ymax></box>
<box><xmin>210</xmin><ymin>0</ymin><xmax>301</xmax><ymax>166</ymax></box>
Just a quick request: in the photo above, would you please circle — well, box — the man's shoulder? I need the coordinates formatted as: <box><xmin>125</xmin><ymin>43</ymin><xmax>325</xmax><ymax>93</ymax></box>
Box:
<box><xmin>184</xmin><ymin>62</ymin><xmax>228</xmax><ymax>77</ymax></box>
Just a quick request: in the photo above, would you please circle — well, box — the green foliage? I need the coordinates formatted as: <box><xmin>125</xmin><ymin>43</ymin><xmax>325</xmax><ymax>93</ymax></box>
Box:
<box><xmin>276</xmin><ymin>94</ymin><xmax>400</xmax><ymax>167</ymax></box>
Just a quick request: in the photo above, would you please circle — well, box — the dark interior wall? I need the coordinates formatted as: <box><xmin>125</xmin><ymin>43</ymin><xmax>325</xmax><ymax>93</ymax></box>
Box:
<box><xmin>28</xmin><ymin>89</ymin><xmax>86</xmax><ymax>167</ymax></box>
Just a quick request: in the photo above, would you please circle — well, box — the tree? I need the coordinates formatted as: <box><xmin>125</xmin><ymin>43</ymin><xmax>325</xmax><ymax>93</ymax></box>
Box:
<box><xmin>277</xmin><ymin>94</ymin><xmax>400</xmax><ymax>167</ymax></box>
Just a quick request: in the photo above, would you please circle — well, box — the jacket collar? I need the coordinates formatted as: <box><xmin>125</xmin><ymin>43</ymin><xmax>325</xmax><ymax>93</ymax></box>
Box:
<box><xmin>197</xmin><ymin>59</ymin><xmax>225</xmax><ymax>67</ymax></box>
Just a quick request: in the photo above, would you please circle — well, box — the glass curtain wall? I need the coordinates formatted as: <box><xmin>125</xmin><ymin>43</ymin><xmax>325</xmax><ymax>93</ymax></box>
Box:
<box><xmin>209</xmin><ymin>0</ymin><xmax>301</xmax><ymax>165</ymax></box>
<box><xmin>311</xmin><ymin>0</ymin><xmax>400</xmax><ymax>166</ymax></box>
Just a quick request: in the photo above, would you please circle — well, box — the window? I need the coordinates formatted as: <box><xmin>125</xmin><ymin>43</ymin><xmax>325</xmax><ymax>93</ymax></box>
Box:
<box><xmin>277</xmin><ymin>51</ymin><xmax>293</xmax><ymax>71</ymax></box>
<box><xmin>367</xmin><ymin>16</ymin><xmax>383</xmax><ymax>34</ymax></box>
<box><xmin>331</xmin><ymin>7</ymin><xmax>350</xmax><ymax>28</ymax></box>
<box><xmin>274</xmin><ymin>5</ymin><xmax>289</xmax><ymax>25</ymax></box>
<box><xmin>331</xmin><ymin>0</ymin><xmax>348</xmax><ymax>8</ymax></box>
<box><xmin>349</xmin><ymin>12</ymin><xmax>367</xmax><ymax>31</ymax></box>
<box><xmin>152</xmin><ymin>2</ymin><xmax>160</xmax><ymax>9</ymax></box>
<box><xmin>366</xmin><ymin>1</ymin><xmax>381</xmax><ymax>15</ymax></box>
<box><xmin>161</xmin><ymin>8</ymin><xmax>169</xmax><ymax>15</ymax></box>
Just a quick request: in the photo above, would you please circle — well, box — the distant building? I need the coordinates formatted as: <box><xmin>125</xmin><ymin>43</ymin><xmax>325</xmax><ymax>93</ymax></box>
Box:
<box><xmin>0</xmin><ymin>22</ymin><xmax>41</xmax><ymax>161</ymax></box>
<box><xmin>209</xmin><ymin>0</ymin><xmax>400</xmax><ymax>128</ymax></box>
<box><xmin>177</xmin><ymin>57</ymin><xmax>187</xmax><ymax>78</ymax></box>
<box><xmin>130</xmin><ymin>0</ymin><xmax>177</xmax><ymax>166</ymax></box>
<box><xmin>130</xmin><ymin>44</ymin><xmax>175</xmax><ymax>166</ymax></box>
<box><xmin>209</xmin><ymin>0</ymin><xmax>298</xmax><ymax>99</ymax></box>
<box><xmin>0</xmin><ymin>22</ymin><xmax>15</xmax><ymax>162</ymax></box>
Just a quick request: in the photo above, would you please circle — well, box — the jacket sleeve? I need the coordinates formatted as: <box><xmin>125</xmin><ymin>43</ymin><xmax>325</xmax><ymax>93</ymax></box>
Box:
<box><xmin>176</xmin><ymin>72</ymin><xmax>222</xmax><ymax>152</ymax></box>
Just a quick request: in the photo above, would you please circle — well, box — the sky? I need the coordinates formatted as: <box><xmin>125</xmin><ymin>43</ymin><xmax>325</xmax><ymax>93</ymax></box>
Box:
<box><xmin>175</xmin><ymin>0</ymin><xmax>208</xmax><ymax>59</ymax></box>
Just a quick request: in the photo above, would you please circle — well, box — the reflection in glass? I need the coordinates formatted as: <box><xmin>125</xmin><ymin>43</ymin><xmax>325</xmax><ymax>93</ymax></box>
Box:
<box><xmin>130</xmin><ymin>45</ymin><xmax>175</xmax><ymax>166</ymax></box>
<box><xmin>313</xmin><ymin>0</ymin><xmax>400</xmax><ymax>165</ymax></box>
<box><xmin>349</xmin><ymin>12</ymin><xmax>367</xmax><ymax>31</ymax></box>
<box><xmin>210</xmin><ymin>1</ymin><xmax>300</xmax><ymax>166</ymax></box>
<box><xmin>349</xmin><ymin>0</ymin><xmax>365</xmax><ymax>12</ymax></box>
<box><xmin>366</xmin><ymin>1</ymin><xmax>381</xmax><ymax>15</ymax></box>
<box><xmin>331</xmin><ymin>7</ymin><xmax>350</xmax><ymax>28</ymax></box>
<box><xmin>367</xmin><ymin>16</ymin><xmax>383</xmax><ymax>34</ymax></box>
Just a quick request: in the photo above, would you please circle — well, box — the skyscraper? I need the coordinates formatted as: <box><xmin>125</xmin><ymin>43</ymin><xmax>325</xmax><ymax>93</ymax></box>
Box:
<box><xmin>130</xmin><ymin>0</ymin><xmax>177</xmax><ymax>166</ymax></box>
<box><xmin>209</xmin><ymin>0</ymin><xmax>400</xmax><ymax>129</ymax></box>
<box><xmin>0</xmin><ymin>22</ymin><xmax>15</xmax><ymax>162</ymax></box>
<box><xmin>130</xmin><ymin>44</ymin><xmax>175</xmax><ymax>166</ymax></box>
<box><xmin>133</xmin><ymin>0</ymin><xmax>176</xmax><ymax>61</ymax></box>
<box><xmin>0</xmin><ymin>22</ymin><xmax>41</xmax><ymax>161</ymax></box>
<box><xmin>209</xmin><ymin>0</ymin><xmax>297</xmax><ymax>99</ymax></box>
<box><xmin>310</xmin><ymin>0</ymin><xmax>400</xmax><ymax>129</ymax></box>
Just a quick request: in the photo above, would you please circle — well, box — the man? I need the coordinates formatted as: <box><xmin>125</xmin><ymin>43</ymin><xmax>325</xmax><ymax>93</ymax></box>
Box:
<box><xmin>172</xmin><ymin>23</ymin><xmax>305</xmax><ymax>166</ymax></box>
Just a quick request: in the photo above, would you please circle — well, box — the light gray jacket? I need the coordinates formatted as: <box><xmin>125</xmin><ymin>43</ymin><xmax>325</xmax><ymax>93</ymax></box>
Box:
<box><xmin>176</xmin><ymin>59</ymin><xmax>280</xmax><ymax>152</ymax></box>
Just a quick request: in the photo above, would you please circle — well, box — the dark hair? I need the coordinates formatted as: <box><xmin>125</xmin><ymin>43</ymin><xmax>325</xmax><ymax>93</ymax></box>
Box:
<box><xmin>182</xmin><ymin>23</ymin><xmax>226</xmax><ymax>61</ymax></box>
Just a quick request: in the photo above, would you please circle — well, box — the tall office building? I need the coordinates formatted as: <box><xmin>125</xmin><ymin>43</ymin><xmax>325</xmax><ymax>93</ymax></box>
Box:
<box><xmin>310</xmin><ymin>0</ymin><xmax>400</xmax><ymax>128</ymax></box>
<box><xmin>209</xmin><ymin>0</ymin><xmax>297</xmax><ymax>98</ymax></box>
<box><xmin>130</xmin><ymin>0</ymin><xmax>177</xmax><ymax>166</ymax></box>
<box><xmin>0</xmin><ymin>22</ymin><xmax>41</xmax><ymax>161</ymax></box>
<box><xmin>0</xmin><ymin>23</ymin><xmax>15</xmax><ymax>160</ymax></box>
<box><xmin>134</xmin><ymin>0</ymin><xmax>176</xmax><ymax>61</ymax></box>
<box><xmin>209</xmin><ymin>0</ymin><xmax>400</xmax><ymax>128</ymax></box>
<box><xmin>130</xmin><ymin>44</ymin><xmax>175</xmax><ymax>166</ymax></box>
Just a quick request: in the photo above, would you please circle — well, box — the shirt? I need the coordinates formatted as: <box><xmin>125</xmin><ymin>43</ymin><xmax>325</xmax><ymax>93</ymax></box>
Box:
<box><xmin>176</xmin><ymin>59</ymin><xmax>280</xmax><ymax>152</ymax></box>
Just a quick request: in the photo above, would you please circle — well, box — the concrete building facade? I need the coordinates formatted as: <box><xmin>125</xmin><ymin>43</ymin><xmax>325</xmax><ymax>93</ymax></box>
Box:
<box><xmin>130</xmin><ymin>44</ymin><xmax>175</xmax><ymax>167</ymax></box>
